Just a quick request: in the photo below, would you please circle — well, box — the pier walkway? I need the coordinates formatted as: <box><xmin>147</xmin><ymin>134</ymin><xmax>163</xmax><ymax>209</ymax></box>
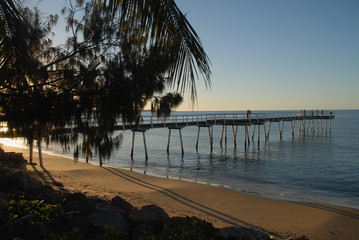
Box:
<box><xmin>0</xmin><ymin>111</ymin><xmax>335</xmax><ymax>160</ymax></box>
<box><xmin>115</xmin><ymin>111</ymin><xmax>335</xmax><ymax>159</ymax></box>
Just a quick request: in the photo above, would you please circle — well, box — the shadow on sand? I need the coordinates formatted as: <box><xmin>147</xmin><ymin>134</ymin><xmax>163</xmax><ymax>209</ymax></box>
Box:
<box><xmin>102</xmin><ymin>166</ymin><xmax>283</xmax><ymax>239</ymax></box>
<box><xmin>30</xmin><ymin>164</ymin><xmax>65</xmax><ymax>190</ymax></box>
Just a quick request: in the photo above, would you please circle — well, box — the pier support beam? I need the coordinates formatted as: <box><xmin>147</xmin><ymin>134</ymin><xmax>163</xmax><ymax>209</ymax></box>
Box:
<box><xmin>278</xmin><ymin>121</ymin><xmax>284</xmax><ymax>139</ymax></box>
<box><xmin>257</xmin><ymin>124</ymin><xmax>260</xmax><ymax>147</ymax></box>
<box><xmin>232</xmin><ymin>125</ymin><xmax>238</xmax><ymax>147</ymax></box>
<box><xmin>251</xmin><ymin>125</ymin><xmax>256</xmax><ymax>140</ymax></box>
<box><xmin>131</xmin><ymin>129</ymin><xmax>149</xmax><ymax>160</ymax></box>
<box><xmin>244</xmin><ymin>125</ymin><xmax>249</xmax><ymax>150</ymax></box>
<box><xmin>167</xmin><ymin>127</ymin><xmax>184</xmax><ymax>154</ymax></box>
<box><xmin>316</xmin><ymin>119</ymin><xmax>319</xmax><ymax>132</ymax></box>
<box><xmin>325</xmin><ymin>119</ymin><xmax>328</xmax><ymax>133</ymax></box>
<box><xmin>329</xmin><ymin>119</ymin><xmax>332</xmax><ymax>132</ymax></box>
<box><xmin>290</xmin><ymin>120</ymin><xmax>295</xmax><ymax>137</ymax></box>
<box><xmin>266</xmin><ymin>122</ymin><xmax>271</xmax><ymax>140</ymax></box>
<box><xmin>196</xmin><ymin>125</ymin><xmax>213</xmax><ymax>151</ymax></box>
<box><xmin>220</xmin><ymin>125</ymin><xmax>228</xmax><ymax>147</ymax></box>
<box><xmin>263</xmin><ymin>124</ymin><xmax>267</xmax><ymax>142</ymax></box>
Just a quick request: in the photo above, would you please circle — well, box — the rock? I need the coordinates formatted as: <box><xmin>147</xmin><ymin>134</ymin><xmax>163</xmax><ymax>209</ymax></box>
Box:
<box><xmin>0</xmin><ymin>169</ymin><xmax>42</xmax><ymax>193</ymax></box>
<box><xmin>129</xmin><ymin>205</ymin><xmax>169</xmax><ymax>230</ymax></box>
<box><xmin>36</xmin><ymin>186</ymin><xmax>62</xmax><ymax>204</ymax></box>
<box><xmin>111</xmin><ymin>196</ymin><xmax>134</xmax><ymax>216</ymax></box>
<box><xmin>0</xmin><ymin>195</ymin><xmax>10</xmax><ymax>226</ymax></box>
<box><xmin>3</xmin><ymin>222</ymin><xmax>53</xmax><ymax>240</ymax></box>
<box><xmin>63</xmin><ymin>192</ymin><xmax>96</xmax><ymax>217</ymax></box>
<box><xmin>96</xmin><ymin>202</ymin><xmax>127</xmax><ymax>216</ymax></box>
<box><xmin>65</xmin><ymin>214</ymin><xmax>91</xmax><ymax>233</ymax></box>
<box><xmin>1</xmin><ymin>171</ymin><xmax>32</xmax><ymax>191</ymax></box>
<box><xmin>0</xmin><ymin>196</ymin><xmax>10</xmax><ymax>211</ymax></box>
<box><xmin>286</xmin><ymin>236</ymin><xmax>310</xmax><ymax>240</ymax></box>
<box><xmin>64</xmin><ymin>192</ymin><xmax>87</xmax><ymax>202</ymax></box>
<box><xmin>89</xmin><ymin>211</ymin><xmax>129</xmax><ymax>233</ymax></box>
<box><xmin>0</xmin><ymin>210</ymin><xmax>9</xmax><ymax>226</ymax></box>
<box><xmin>219</xmin><ymin>226</ymin><xmax>271</xmax><ymax>240</ymax></box>
<box><xmin>163</xmin><ymin>216</ymin><xmax>187</xmax><ymax>230</ymax></box>
<box><xmin>131</xmin><ymin>223</ymin><xmax>151</xmax><ymax>240</ymax></box>
<box><xmin>0</xmin><ymin>151</ymin><xmax>27</xmax><ymax>169</ymax></box>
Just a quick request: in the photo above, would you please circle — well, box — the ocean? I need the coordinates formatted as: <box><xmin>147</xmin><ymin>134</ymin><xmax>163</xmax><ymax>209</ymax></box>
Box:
<box><xmin>2</xmin><ymin>110</ymin><xmax>358</xmax><ymax>210</ymax></box>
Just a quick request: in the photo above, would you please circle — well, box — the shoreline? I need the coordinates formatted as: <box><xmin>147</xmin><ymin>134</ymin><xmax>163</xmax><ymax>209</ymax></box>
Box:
<box><xmin>6</xmin><ymin>139</ymin><xmax>357</xmax><ymax>212</ymax></box>
<box><xmin>2</xmin><ymin>144</ymin><xmax>359</xmax><ymax>239</ymax></box>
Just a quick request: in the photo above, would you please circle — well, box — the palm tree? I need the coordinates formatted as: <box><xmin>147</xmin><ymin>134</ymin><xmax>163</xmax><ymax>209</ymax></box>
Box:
<box><xmin>95</xmin><ymin>0</ymin><xmax>212</xmax><ymax>102</ymax></box>
<box><xmin>0</xmin><ymin>0</ymin><xmax>40</xmax><ymax>81</ymax></box>
<box><xmin>1</xmin><ymin>0</ymin><xmax>211</xmax><ymax>165</ymax></box>
<box><xmin>0</xmin><ymin>0</ymin><xmax>43</xmax><ymax>164</ymax></box>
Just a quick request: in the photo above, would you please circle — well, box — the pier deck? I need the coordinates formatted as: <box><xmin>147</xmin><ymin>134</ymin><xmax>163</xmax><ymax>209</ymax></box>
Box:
<box><xmin>0</xmin><ymin>111</ymin><xmax>335</xmax><ymax>160</ymax></box>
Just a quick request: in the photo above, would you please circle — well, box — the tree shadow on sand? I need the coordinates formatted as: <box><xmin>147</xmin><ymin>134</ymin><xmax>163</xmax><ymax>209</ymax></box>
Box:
<box><xmin>102</xmin><ymin>167</ymin><xmax>282</xmax><ymax>239</ymax></box>
<box><xmin>30</xmin><ymin>164</ymin><xmax>65</xmax><ymax>190</ymax></box>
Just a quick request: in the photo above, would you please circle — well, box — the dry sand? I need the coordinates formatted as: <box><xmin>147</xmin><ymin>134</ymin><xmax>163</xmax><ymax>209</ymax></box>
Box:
<box><xmin>2</xmin><ymin>145</ymin><xmax>359</xmax><ymax>239</ymax></box>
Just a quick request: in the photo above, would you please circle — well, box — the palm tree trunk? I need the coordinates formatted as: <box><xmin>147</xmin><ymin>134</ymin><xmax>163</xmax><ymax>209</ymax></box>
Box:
<box><xmin>29</xmin><ymin>140</ymin><xmax>33</xmax><ymax>164</ymax></box>
<box><xmin>37</xmin><ymin>138</ymin><xmax>44</xmax><ymax>168</ymax></box>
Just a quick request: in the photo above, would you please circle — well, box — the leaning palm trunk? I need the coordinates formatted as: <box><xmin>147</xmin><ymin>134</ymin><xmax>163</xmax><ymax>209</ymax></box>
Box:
<box><xmin>37</xmin><ymin>137</ymin><xmax>44</xmax><ymax>168</ymax></box>
<box><xmin>29</xmin><ymin>140</ymin><xmax>33</xmax><ymax>164</ymax></box>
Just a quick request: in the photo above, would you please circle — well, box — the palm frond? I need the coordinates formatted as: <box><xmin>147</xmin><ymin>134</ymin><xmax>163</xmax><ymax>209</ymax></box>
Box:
<box><xmin>0</xmin><ymin>0</ymin><xmax>40</xmax><ymax>86</ymax></box>
<box><xmin>96</xmin><ymin>0</ymin><xmax>211</xmax><ymax>103</ymax></box>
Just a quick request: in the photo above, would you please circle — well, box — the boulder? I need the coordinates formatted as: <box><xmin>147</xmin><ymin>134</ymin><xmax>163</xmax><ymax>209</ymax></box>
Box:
<box><xmin>129</xmin><ymin>205</ymin><xmax>169</xmax><ymax>230</ymax></box>
<box><xmin>163</xmin><ymin>216</ymin><xmax>187</xmax><ymax>230</ymax></box>
<box><xmin>111</xmin><ymin>196</ymin><xmax>134</xmax><ymax>217</ymax></box>
<box><xmin>89</xmin><ymin>211</ymin><xmax>129</xmax><ymax>233</ymax></box>
<box><xmin>0</xmin><ymin>196</ymin><xmax>9</xmax><ymax>211</ymax></box>
<box><xmin>0</xmin><ymin>151</ymin><xmax>27</xmax><ymax>169</ymax></box>
<box><xmin>3</xmin><ymin>222</ymin><xmax>53</xmax><ymax>240</ymax></box>
<box><xmin>65</xmin><ymin>214</ymin><xmax>91</xmax><ymax>233</ymax></box>
<box><xmin>63</xmin><ymin>192</ymin><xmax>96</xmax><ymax>217</ymax></box>
<box><xmin>131</xmin><ymin>223</ymin><xmax>151</xmax><ymax>240</ymax></box>
<box><xmin>286</xmin><ymin>236</ymin><xmax>310</xmax><ymax>240</ymax></box>
<box><xmin>0</xmin><ymin>170</ymin><xmax>35</xmax><ymax>191</ymax></box>
<box><xmin>219</xmin><ymin>226</ymin><xmax>271</xmax><ymax>240</ymax></box>
<box><xmin>36</xmin><ymin>186</ymin><xmax>62</xmax><ymax>204</ymax></box>
<box><xmin>96</xmin><ymin>202</ymin><xmax>127</xmax><ymax>216</ymax></box>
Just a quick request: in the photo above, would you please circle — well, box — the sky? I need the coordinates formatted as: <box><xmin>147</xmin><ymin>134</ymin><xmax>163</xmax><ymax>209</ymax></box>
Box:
<box><xmin>27</xmin><ymin>0</ymin><xmax>359</xmax><ymax>111</ymax></box>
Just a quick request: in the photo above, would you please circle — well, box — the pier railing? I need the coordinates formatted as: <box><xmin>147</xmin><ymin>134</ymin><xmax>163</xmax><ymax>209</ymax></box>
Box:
<box><xmin>0</xmin><ymin>110</ymin><xmax>335</xmax><ymax>134</ymax></box>
<box><xmin>0</xmin><ymin>110</ymin><xmax>335</xmax><ymax>161</ymax></box>
<box><xmin>115</xmin><ymin>111</ymin><xmax>334</xmax><ymax>130</ymax></box>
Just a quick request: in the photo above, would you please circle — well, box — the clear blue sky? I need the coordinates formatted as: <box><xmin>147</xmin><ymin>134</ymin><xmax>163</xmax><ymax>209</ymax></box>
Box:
<box><xmin>28</xmin><ymin>0</ymin><xmax>359</xmax><ymax>111</ymax></box>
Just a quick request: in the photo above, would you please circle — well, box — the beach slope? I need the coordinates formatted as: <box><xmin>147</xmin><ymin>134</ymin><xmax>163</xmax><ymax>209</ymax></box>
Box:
<box><xmin>3</xmin><ymin>145</ymin><xmax>359</xmax><ymax>239</ymax></box>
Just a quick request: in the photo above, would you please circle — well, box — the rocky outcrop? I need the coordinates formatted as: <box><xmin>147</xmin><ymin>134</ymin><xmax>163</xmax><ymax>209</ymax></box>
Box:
<box><xmin>130</xmin><ymin>205</ymin><xmax>169</xmax><ymax>230</ymax></box>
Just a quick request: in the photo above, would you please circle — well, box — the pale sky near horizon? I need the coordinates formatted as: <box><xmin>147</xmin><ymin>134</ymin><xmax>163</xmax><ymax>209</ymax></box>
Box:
<box><xmin>29</xmin><ymin>0</ymin><xmax>359</xmax><ymax>111</ymax></box>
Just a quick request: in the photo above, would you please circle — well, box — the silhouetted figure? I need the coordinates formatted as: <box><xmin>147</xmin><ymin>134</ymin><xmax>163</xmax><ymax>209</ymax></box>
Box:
<box><xmin>246</xmin><ymin>109</ymin><xmax>251</xmax><ymax>121</ymax></box>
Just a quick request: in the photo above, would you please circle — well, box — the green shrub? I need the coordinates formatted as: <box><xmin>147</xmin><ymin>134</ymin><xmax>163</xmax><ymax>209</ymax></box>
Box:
<box><xmin>142</xmin><ymin>217</ymin><xmax>219</xmax><ymax>240</ymax></box>
<box><xmin>49</xmin><ymin>227</ymin><xmax>84</xmax><ymax>240</ymax></box>
<box><xmin>8</xmin><ymin>196</ymin><xmax>65</xmax><ymax>228</ymax></box>
<box><xmin>96</xmin><ymin>226</ymin><xmax>128</xmax><ymax>240</ymax></box>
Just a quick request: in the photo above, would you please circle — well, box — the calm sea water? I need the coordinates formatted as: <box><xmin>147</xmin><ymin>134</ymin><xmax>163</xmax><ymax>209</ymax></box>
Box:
<box><xmin>2</xmin><ymin>110</ymin><xmax>359</xmax><ymax>209</ymax></box>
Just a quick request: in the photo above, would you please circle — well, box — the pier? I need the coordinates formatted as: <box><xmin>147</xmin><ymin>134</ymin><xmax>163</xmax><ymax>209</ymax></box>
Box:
<box><xmin>108</xmin><ymin>110</ymin><xmax>335</xmax><ymax>159</ymax></box>
<box><xmin>0</xmin><ymin>111</ymin><xmax>335</xmax><ymax>160</ymax></box>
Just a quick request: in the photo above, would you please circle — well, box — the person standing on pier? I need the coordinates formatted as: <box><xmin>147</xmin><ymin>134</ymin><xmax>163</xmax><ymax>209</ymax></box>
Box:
<box><xmin>247</xmin><ymin>109</ymin><xmax>251</xmax><ymax>121</ymax></box>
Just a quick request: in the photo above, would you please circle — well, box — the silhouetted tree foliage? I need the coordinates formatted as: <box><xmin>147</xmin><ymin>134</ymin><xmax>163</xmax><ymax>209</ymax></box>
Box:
<box><xmin>0</xmin><ymin>0</ymin><xmax>210</xmax><ymax>165</ymax></box>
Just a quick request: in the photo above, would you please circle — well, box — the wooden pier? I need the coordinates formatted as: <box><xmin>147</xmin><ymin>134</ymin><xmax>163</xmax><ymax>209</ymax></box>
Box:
<box><xmin>0</xmin><ymin>111</ymin><xmax>335</xmax><ymax>160</ymax></box>
<box><xmin>117</xmin><ymin>111</ymin><xmax>335</xmax><ymax>159</ymax></box>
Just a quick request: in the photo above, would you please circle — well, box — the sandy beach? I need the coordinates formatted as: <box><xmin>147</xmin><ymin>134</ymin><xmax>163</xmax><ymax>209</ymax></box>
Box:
<box><xmin>2</xmin><ymin>144</ymin><xmax>359</xmax><ymax>239</ymax></box>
